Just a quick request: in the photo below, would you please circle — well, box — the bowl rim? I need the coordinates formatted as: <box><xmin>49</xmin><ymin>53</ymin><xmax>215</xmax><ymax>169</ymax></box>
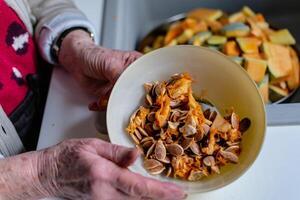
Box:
<box><xmin>107</xmin><ymin>45</ymin><xmax>266</xmax><ymax>193</ymax></box>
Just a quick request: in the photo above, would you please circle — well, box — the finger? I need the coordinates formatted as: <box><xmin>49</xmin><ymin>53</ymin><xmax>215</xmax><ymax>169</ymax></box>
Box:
<box><xmin>78</xmin><ymin>74</ymin><xmax>109</xmax><ymax>97</ymax></box>
<box><xmin>119</xmin><ymin>51</ymin><xmax>143</xmax><ymax>76</ymax></box>
<box><xmin>88</xmin><ymin>91</ymin><xmax>110</xmax><ymax>111</ymax></box>
<box><xmin>108</xmin><ymin>50</ymin><xmax>143</xmax><ymax>83</ymax></box>
<box><xmin>88</xmin><ymin>80</ymin><xmax>112</xmax><ymax>111</ymax></box>
<box><xmin>89</xmin><ymin>139</ymin><xmax>140</xmax><ymax>168</ymax></box>
<box><xmin>88</xmin><ymin>101</ymin><xmax>101</xmax><ymax>111</ymax></box>
<box><xmin>93</xmin><ymin>183</ymin><xmax>137</xmax><ymax>200</ymax></box>
<box><xmin>88</xmin><ymin>94</ymin><xmax>109</xmax><ymax>111</ymax></box>
<box><xmin>93</xmin><ymin>81</ymin><xmax>112</xmax><ymax>98</ymax></box>
<box><xmin>127</xmin><ymin>50</ymin><xmax>143</xmax><ymax>61</ymax></box>
<box><xmin>90</xmin><ymin>151</ymin><xmax>186</xmax><ymax>200</ymax></box>
<box><xmin>113</xmin><ymin>168</ymin><xmax>186</xmax><ymax>200</ymax></box>
<box><xmin>105</xmin><ymin>146</ymin><xmax>140</xmax><ymax>168</ymax></box>
<box><xmin>115</xmin><ymin>188</ymin><xmax>140</xmax><ymax>200</ymax></box>
<box><xmin>95</xmin><ymin>85</ymin><xmax>112</xmax><ymax>109</ymax></box>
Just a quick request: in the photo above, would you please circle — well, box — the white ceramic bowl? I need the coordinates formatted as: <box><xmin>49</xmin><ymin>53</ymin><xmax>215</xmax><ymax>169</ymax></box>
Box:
<box><xmin>107</xmin><ymin>46</ymin><xmax>266</xmax><ymax>193</ymax></box>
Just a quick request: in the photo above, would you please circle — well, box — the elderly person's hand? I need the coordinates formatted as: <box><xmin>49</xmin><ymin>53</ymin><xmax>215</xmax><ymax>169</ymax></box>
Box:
<box><xmin>0</xmin><ymin>139</ymin><xmax>186</xmax><ymax>200</ymax></box>
<box><xmin>39</xmin><ymin>138</ymin><xmax>186</xmax><ymax>200</ymax></box>
<box><xmin>58</xmin><ymin>30</ymin><xmax>142</xmax><ymax>110</ymax></box>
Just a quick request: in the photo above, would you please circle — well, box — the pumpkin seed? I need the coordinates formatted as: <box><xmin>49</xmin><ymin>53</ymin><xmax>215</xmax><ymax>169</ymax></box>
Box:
<box><xmin>155</xmin><ymin>140</ymin><xmax>167</xmax><ymax>161</ymax></box>
<box><xmin>231</xmin><ymin>112</ymin><xmax>240</xmax><ymax>129</ymax></box>
<box><xmin>190</xmin><ymin>140</ymin><xmax>201</xmax><ymax>155</ymax></box>
<box><xmin>144</xmin><ymin>83</ymin><xmax>153</xmax><ymax>94</ymax></box>
<box><xmin>137</xmin><ymin>127</ymin><xmax>149</xmax><ymax>137</ymax></box>
<box><xmin>166</xmin><ymin>144</ymin><xmax>184</xmax><ymax>156</ymax></box>
<box><xmin>188</xmin><ymin>170</ymin><xmax>204</xmax><ymax>181</ymax></box>
<box><xmin>180</xmin><ymin>137</ymin><xmax>194</xmax><ymax>150</ymax></box>
<box><xmin>219</xmin><ymin>150</ymin><xmax>239</xmax><ymax>163</ymax></box>
<box><xmin>146</xmin><ymin>142</ymin><xmax>156</xmax><ymax>158</ymax></box>
<box><xmin>239</xmin><ymin>118</ymin><xmax>251</xmax><ymax>133</ymax></box>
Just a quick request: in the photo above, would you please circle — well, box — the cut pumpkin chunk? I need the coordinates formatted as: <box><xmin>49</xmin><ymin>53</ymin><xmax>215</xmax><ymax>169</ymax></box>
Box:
<box><xmin>194</xmin><ymin>20</ymin><xmax>208</xmax><ymax>33</ymax></box>
<box><xmin>207</xmin><ymin>45</ymin><xmax>220</xmax><ymax>51</ymax></box>
<box><xmin>244</xmin><ymin>58</ymin><xmax>267</xmax><ymax>83</ymax></box>
<box><xmin>228</xmin><ymin>12</ymin><xmax>246</xmax><ymax>23</ymax></box>
<box><xmin>242</xmin><ymin>6</ymin><xmax>256</xmax><ymax>17</ymax></box>
<box><xmin>223</xmin><ymin>41</ymin><xmax>240</xmax><ymax>56</ymax></box>
<box><xmin>248</xmin><ymin>13</ymin><xmax>266</xmax><ymax>23</ymax></box>
<box><xmin>269</xmin><ymin>29</ymin><xmax>296</xmax><ymax>45</ymax></box>
<box><xmin>222</xmin><ymin>23</ymin><xmax>250</xmax><ymax>37</ymax></box>
<box><xmin>155</xmin><ymin>95</ymin><xmax>171</xmax><ymax>127</ymax></box>
<box><xmin>190</xmin><ymin>37</ymin><xmax>201</xmax><ymax>46</ymax></box>
<box><xmin>188</xmin><ymin>8</ymin><xmax>223</xmax><ymax>21</ymax></box>
<box><xmin>164</xmin><ymin>22</ymin><xmax>183</xmax><ymax>44</ymax></box>
<box><xmin>176</xmin><ymin>29</ymin><xmax>194</xmax><ymax>44</ymax></box>
<box><xmin>236</xmin><ymin>37</ymin><xmax>261</xmax><ymax>54</ymax></box>
<box><xmin>269</xmin><ymin>74</ymin><xmax>289</xmax><ymax>85</ymax></box>
<box><xmin>263</xmin><ymin>42</ymin><xmax>293</xmax><ymax>78</ymax></box>
<box><xmin>287</xmin><ymin>47</ymin><xmax>300</xmax><ymax>90</ymax></box>
<box><xmin>189</xmin><ymin>31</ymin><xmax>212</xmax><ymax>46</ymax></box>
<box><xmin>206</xmin><ymin>20</ymin><xmax>223</xmax><ymax>33</ymax></box>
<box><xmin>166</xmin><ymin>39</ymin><xmax>178</xmax><ymax>47</ymax></box>
<box><xmin>181</xmin><ymin>18</ymin><xmax>208</xmax><ymax>33</ymax></box>
<box><xmin>181</xmin><ymin>18</ymin><xmax>197</xmax><ymax>29</ymax></box>
<box><xmin>255</xmin><ymin>14</ymin><xmax>265</xmax><ymax>22</ymax></box>
<box><xmin>258</xmin><ymin>75</ymin><xmax>269</xmax><ymax>104</ymax></box>
<box><xmin>143</xmin><ymin>46</ymin><xmax>153</xmax><ymax>54</ymax></box>
<box><xmin>269</xmin><ymin>85</ymin><xmax>288</xmax><ymax>102</ymax></box>
<box><xmin>243</xmin><ymin>53</ymin><xmax>262</xmax><ymax>59</ymax></box>
<box><xmin>229</xmin><ymin>56</ymin><xmax>244</xmax><ymax>65</ymax></box>
<box><xmin>257</xmin><ymin>22</ymin><xmax>270</xmax><ymax>30</ymax></box>
<box><xmin>153</xmin><ymin>36</ymin><xmax>164</xmax><ymax>49</ymax></box>
<box><xmin>278</xmin><ymin>81</ymin><xmax>288</xmax><ymax>90</ymax></box>
<box><xmin>207</xmin><ymin>35</ymin><xmax>227</xmax><ymax>45</ymax></box>
<box><xmin>246</xmin><ymin>18</ymin><xmax>267</xmax><ymax>40</ymax></box>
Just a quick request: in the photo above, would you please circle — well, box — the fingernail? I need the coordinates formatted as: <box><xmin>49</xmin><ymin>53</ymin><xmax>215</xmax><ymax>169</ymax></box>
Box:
<box><xmin>134</xmin><ymin>147</ymin><xmax>143</xmax><ymax>155</ymax></box>
<box><xmin>174</xmin><ymin>191</ymin><xmax>187</xmax><ymax>200</ymax></box>
<box><xmin>167</xmin><ymin>185</ymin><xmax>187</xmax><ymax>199</ymax></box>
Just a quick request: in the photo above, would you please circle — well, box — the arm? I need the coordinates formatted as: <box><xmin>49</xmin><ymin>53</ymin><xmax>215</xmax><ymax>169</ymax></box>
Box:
<box><xmin>0</xmin><ymin>151</ymin><xmax>48</xmax><ymax>200</ymax></box>
<box><xmin>28</xmin><ymin>0</ymin><xmax>142</xmax><ymax>110</ymax></box>
<box><xmin>58</xmin><ymin>30</ymin><xmax>141</xmax><ymax>99</ymax></box>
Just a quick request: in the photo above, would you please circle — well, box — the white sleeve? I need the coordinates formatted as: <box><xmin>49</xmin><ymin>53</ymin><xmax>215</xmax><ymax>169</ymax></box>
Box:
<box><xmin>28</xmin><ymin>0</ymin><xmax>97</xmax><ymax>64</ymax></box>
<box><xmin>0</xmin><ymin>105</ymin><xmax>24</xmax><ymax>157</ymax></box>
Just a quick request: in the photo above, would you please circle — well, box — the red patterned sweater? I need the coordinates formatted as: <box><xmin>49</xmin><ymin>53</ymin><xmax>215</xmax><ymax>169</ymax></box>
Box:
<box><xmin>0</xmin><ymin>0</ymin><xmax>37</xmax><ymax>115</ymax></box>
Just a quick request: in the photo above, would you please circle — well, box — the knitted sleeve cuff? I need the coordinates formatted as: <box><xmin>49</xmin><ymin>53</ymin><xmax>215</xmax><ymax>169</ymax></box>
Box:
<box><xmin>35</xmin><ymin>10</ymin><xmax>97</xmax><ymax>65</ymax></box>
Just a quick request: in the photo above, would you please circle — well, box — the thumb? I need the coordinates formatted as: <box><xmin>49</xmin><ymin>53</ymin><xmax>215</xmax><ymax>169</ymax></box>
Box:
<box><xmin>94</xmin><ymin>81</ymin><xmax>112</xmax><ymax>98</ymax></box>
<box><xmin>88</xmin><ymin>95</ymin><xmax>109</xmax><ymax>111</ymax></box>
<box><xmin>92</xmin><ymin>140</ymin><xmax>141</xmax><ymax>168</ymax></box>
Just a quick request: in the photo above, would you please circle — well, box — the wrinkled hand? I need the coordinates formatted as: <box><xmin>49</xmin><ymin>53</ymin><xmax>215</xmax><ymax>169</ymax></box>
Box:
<box><xmin>59</xmin><ymin>30</ymin><xmax>142</xmax><ymax>110</ymax></box>
<box><xmin>70</xmin><ymin>46</ymin><xmax>141</xmax><ymax>97</ymax></box>
<box><xmin>38</xmin><ymin>138</ymin><xmax>186</xmax><ymax>200</ymax></box>
<box><xmin>80</xmin><ymin>47</ymin><xmax>142</xmax><ymax>111</ymax></box>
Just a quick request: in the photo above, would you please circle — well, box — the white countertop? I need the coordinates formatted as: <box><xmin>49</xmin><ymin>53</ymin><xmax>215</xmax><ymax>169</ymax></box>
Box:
<box><xmin>38</xmin><ymin>67</ymin><xmax>300</xmax><ymax>200</ymax></box>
